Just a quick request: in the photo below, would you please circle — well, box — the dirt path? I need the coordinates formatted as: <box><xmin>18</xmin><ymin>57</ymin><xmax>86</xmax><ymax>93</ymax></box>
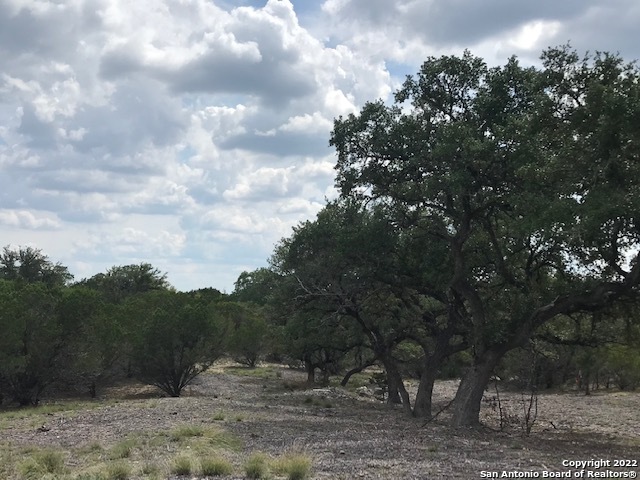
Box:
<box><xmin>2</xmin><ymin>367</ymin><xmax>639</xmax><ymax>479</ymax></box>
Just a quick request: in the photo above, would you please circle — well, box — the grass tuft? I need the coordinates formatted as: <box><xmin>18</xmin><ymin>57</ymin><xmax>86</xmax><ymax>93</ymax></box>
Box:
<box><xmin>82</xmin><ymin>442</ymin><xmax>105</xmax><ymax>454</ymax></box>
<box><xmin>302</xmin><ymin>396</ymin><xmax>334</xmax><ymax>409</ymax></box>
<box><xmin>0</xmin><ymin>401</ymin><xmax>103</xmax><ymax>422</ymax></box>
<box><xmin>171</xmin><ymin>454</ymin><xmax>195</xmax><ymax>476</ymax></box>
<box><xmin>200</xmin><ymin>456</ymin><xmax>234</xmax><ymax>476</ymax></box>
<box><xmin>244</xmin><ymin>452</ymin><xmax>269</xmax><ymax>479</ymax></box>
<box><xmin>105</xmin><ymin>460</ymin><xmax>132</xmax><ymax>480</ymax></box>
<box><xmin>19</xmin><ymin>448</ymin><xmax>66</xmax><ymax>478</ymax></box>
<box><xmin>224</xmin><ymin>366</ymin><xmax>280</xmax><ymax>379</ymax></box>
<box><xmin>271</xmin><ymin>452</ymin><xmax>313</xmax><ymax>480</ymax></box>
<box><xmin>170</xmin><ymin>424</ymin><xmax>205</xmax><ymax>441</ymax></box>
<box><xmin>108</xmin><ymin>438</ymin><xmax>138</xmax><ymax>459</ymax></box>
<box><xmin>76</xmin><ymin>474</ymin><xmax>108</xmax><ymax>480</ymax></box>
<box><xmin>213</xmin><ymin>411</ymin><xmax>225</xmax><ymax>421</ymax></box>
<box><xmin>208</xmin><ymin>429</ymin><xmax>244</xmax><ymax>451</ymax></box>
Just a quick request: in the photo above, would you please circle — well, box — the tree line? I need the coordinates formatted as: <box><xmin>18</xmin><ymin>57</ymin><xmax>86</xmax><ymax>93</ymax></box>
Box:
<box><xmin>1</xmin><ymin>46</ymin><xmax>639</xmax><ymax>429</ymax></box>
<box><xmin>0</xmin><ymin>246</ymin><xmax>269</xmax><ymax>405</ymax></box>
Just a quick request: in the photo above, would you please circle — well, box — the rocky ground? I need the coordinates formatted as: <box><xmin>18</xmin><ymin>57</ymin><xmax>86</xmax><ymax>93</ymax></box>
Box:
<box><xmin>2</xmin><ymin>366</ymin><xmax>639</xmax><ymax>479</ymax></box>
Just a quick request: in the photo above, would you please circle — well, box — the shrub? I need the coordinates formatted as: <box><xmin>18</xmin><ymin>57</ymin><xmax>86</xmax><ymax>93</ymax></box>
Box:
<box><xmin>228</xmin><ymin>310</ymin><xmax>269</xmax><ymax>368</ymax></box>
<box><xmin>0</xmin><ymin>282</ymin><xmax>64</xmax><ymax>406</ymax></box>
<box><xmin>604</xmin><ymin>345</ymin><xmax>640</xmax><ymax>390</ymax></box>
<box><xmin>126</xmin><ymin>291</ymin><xmax>229</xmax><ymax>397</ymax></box>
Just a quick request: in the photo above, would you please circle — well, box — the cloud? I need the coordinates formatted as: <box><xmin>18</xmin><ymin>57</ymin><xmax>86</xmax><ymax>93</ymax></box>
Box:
<box><xmin>223</xmin><ymin>166</ymin><xmax>294</xmax><ymax>201</ymax></box>
<box><xmin>319</xmin><ymin>0</ymin><xmax>640</xmax><ymax>67</ymax></box>
<box><xmin>74</xmin><ymin>227</ymin><xmax>186</xmax><ymax>258</ymax></box>
<box><xmin>1</xmin><ymin>0</ymin><xmax>637</xmax><ymax>291</ymax></box>
<box><xmin>0</xmin><ymin>209</ymin><xmax>61</xmax><ymax>230</ymax></box>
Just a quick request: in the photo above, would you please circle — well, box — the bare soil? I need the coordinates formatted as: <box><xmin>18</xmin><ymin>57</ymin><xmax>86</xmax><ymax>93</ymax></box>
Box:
<box><xmin>2</xmin><ymin>366</ymin><xmax>639</xmax><ymax>479</ymax></box>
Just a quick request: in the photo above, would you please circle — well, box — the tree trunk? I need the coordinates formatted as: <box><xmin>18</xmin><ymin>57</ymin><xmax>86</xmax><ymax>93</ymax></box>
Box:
<box><xmin>304</xmin><ymin>360</ymin><xmax>315</xmax><ymax>384</ymax></box>
<box><xmin>88</xmin><ymin>380</ymin><xmax>97</xmax><ymax>399</ymax></box>
<box><xmin>340</xmin><ymin>358</ymin><xmax>377</xmax><ymax>386</ymax></box>
<box><xmin>414</xmin><ymin>332</ymin><xmax>460</xmax><ymax>419</ymax></box>
<box><xmin>584</xmin><ymin>368</ymin><xmax>591</xmax><ymax>396</ymax></box>
<box><xmin>383</xmin><ymin>357</ymin><xmax>412</xmax><ymax>414</ymax></box>
<box><xmin>385</xmin><ymin>367</ymin><xmax>402</xmax><ymax>404</ymax></box>
<box><xmin>396</xmin><ymin>374</ymin><xmax>412</xmax><ymax>415</ymax></box>
<box><xmin>413</xmin><ymin>364</ymin><xmax>437</xmax><ymax>419</ymax></box>
<box><xmin>451</xmin><ymin>348</ymin><xmax>505</xmax><ymax>427</ymax></box>
<box><xmin>319</xmin><ymin>369</ymin><xmax>330</xmax><ymax>386</ymax></box>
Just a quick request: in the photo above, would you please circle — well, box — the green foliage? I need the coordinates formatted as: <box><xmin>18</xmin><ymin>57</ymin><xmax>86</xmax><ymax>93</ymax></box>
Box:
<box><xmin>77</xmin><ymin>263</ymin><xmax>170</xmax><ymax>303</ymax></box>
<box><xmin>232</xmin><ymin>267</ymin><xmax>282</xmax><ymax>305</ymax></box>
<box><xmin>56</xmin><ymin>286</ymin><xmax>123</xmax><ymax>397</ymax></box>
<box><xmin>271</xmin><ymin>202</ymin><xmax>393</xmax><ymax>376</ymax></box>
<box><xmin>603</xmin><ymin>345</ymin><xmax>640</xmax><ymax>390</ymax></box>
<box><xmin>0</xmin><ymin>281</ymin><xmax>64</xmax><ymax>405</ymax></box>
<box><xmin>0</xmin><ymin>245</ymin><xmax>73</xmax><ymax>287</ymax></box>
<box><xmin>326</xmin><ymin>45</ymin><xmax>640</xmax><ymax>425</ymax></box>
<box><xmin>224</xmin><ymin>365</ymin><xmax>281</xmax><ymax>379</ymax></box>
<box><xmin>124</xmin><ymin>290</ymin><xmax>228</xmax><ymax>396</ymax></box>
<box><xmin>393</xmin><ymin>341</ymin><xmax>425</xmax><ymax>378</ymax></box>
<box><xmin>222</xmin><ymin>302</ymin><xmax>270</xmax><ymax>367</ymax></box>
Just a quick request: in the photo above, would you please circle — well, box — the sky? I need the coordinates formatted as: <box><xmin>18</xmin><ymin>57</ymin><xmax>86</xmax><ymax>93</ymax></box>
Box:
<box><xmin>1</xmin><ymin>0</ymin><xmax>640</xmax><ymax>292</ymax></box>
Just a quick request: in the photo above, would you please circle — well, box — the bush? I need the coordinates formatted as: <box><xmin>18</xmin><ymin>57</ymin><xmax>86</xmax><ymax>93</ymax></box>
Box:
<box><xmin>125</xmin><ymin>291</ymin><xmax>229</xmax><ymax>397</ymax></box>
<box><xmin>604</xmin><ymin>345</ymin><xmax>640</xmax><ymax>390</ymax></box>
<box><xmin>222</xmin><ymin>302</ymin><xmax>269</xmax><ymax>368</ymax></box>
<box><xmin>0</xmin><ymin>282</ymin><xmax>64</xmax><ymax>405</ymax></box>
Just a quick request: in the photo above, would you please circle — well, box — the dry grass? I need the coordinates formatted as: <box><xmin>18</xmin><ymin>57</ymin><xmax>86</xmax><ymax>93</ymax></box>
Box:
<box><xmin>271</xmin><ymin>452</ymin><xmax>313</xmax><ymax>480</ymax></box>
<box><xmin>200</xmin><ymin>455</ymin><xmax>234</xmax><ymax>476</ymax></box>
<box><xmin>0</xmin><ymin>364</ymin><xmax>638</xmax><ymax>479</ymax></box>
<box><xmin>244</xmin><ymin>452</ymin><xmax>269</xmax><ymax>479</ymax></box>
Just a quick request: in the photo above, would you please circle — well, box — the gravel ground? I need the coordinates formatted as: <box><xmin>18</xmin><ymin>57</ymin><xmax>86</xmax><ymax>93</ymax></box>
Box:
<box><xmin>3</xmin><ymin>367</ymin><xmax>639</xmax><ymax>479</ymax></box>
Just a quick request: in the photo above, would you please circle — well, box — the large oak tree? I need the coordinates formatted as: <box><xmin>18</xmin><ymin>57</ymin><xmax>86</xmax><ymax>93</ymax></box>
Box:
<box><xmin>330</xmin><ymin>46</ymin><xmax>640</xmax><ymax>427</ymax></box>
